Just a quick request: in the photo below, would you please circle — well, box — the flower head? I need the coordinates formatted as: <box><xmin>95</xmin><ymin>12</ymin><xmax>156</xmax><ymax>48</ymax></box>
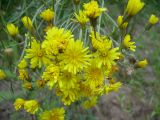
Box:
<box><xmin>117</xmin><ymin>15</ymin><xmax>128</xmax><ymax>29</ymax></box>
<box><xmin>21</xmin><ymin>16</ymin><xmax>33</xmax><ymax>30</ymax></box>
<box><xmin>83</xmin><ymin>1</ymin><xmax>106</xmax><ymax>18</ymax></box>
<box><xmin>125</xmin><ymin>0</ymin><xmax>145</xmax><ymax>16</ymax></box>
<box><xmin>123</xmin><ymin>34</ymin><xmax>136</xmax><ymax>52</ymax></box>
<box><xmin>92</xmin><ymin>33</ymin><xmax>120</xmax><ymax>68</ymax></box>
<box><xmin>42</xmin><ymin>64</ymin><xmax>59</xmax><ymax>89</ymax></box>
<box><xmin>24</xmin><ymin>100</ymin><xmax>39</xmax><ymax>114</ymax></box>
<box><xmin>82</xmin><ymin>97</ymin><xmax>97</xmax><ymax>109</ymax></box>
<box><xmin>40</xmin><ymin>9</ymin><xmax>54</xmax><ymax>22</ymax></box>
<box><xmin>61</xmin><ymin>39</ymin><xmax>91</xmax><ymax>74</ymax></box>
<box><xmin>84</xmin><ymin>59</ymin><xmax>104</xmax><ymax>88</ymax></box>
<box><xmin>104</xmin><ymin>82</ymin><xmax>122</xmax><ymax>94</ymax></box>
<box><xmin>42</xmin><ymin>27</ymin><xmax>74</xmax><ymax>55</ymax></box>
<box><xmin>18</xmin><ymin>59</ymin><xmax>28</xmax><ymax>69</ymax></box>
<box><xmin>14</xmin><ymin>98</ymin><xmax>25</xmax><ymax>110</ymax></box>
<box><xmin>136</xmin><ymin>59</ymin><xmax>148</xmax><ymax>68</ymax></box>
<box><xmin>22</xmin><ymin>81</ymin><xmax>32</xmax><ymax>90</ymax></box>
<box><xmin>149</xmin><ymin>14</ymin><xmax>159</xmax><ymax>25</ymax></box>
<box><xmin>74</xmin><ymin>10</ymin><xmax>89</xmax><ymax>26</ymax></box>
<box><xmin>40</xmin><ymin>108</ymin><xmax>65</xmax><ymax>120</ymax></box>
<box><xmin>25</xmin><ymin>39</ymin><xmax>51</xmax><ymax>68</ymax></box>
<box><xmin>0</xmin><ymin>69</ymin><xmax>6</xmax><ymax>80</ymax></box>
<box><xmin>58</xmin><ymin>70</ymin><xmax>78</xmax><ymax>89</ymax></box>
<box><xmin>19</xmin><ymin>69</ymin><xmax>29</xmax><ymax>81</ymax></box>
<box><xmin>6</xmin><ymin>23</ymin><xmax>19</xmax><ymax>36</ymax></box>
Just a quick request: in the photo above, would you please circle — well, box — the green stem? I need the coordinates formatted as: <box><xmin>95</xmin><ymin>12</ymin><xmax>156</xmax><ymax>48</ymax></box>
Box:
<box><xmin>79</xmin><ymin>28</ymin><xmax>82</xmax><ymax>40</ymax></box>
<box><xmin>97</xmin><ymin>0</ymin><xmax>104</xmax><ymax>33</ymax></box>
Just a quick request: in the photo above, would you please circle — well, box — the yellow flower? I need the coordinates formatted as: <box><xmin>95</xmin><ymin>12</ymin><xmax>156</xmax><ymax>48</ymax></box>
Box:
<box><xmin>6</xmin><ymin>23</ymin><xmax>19</xmax><ymax>36</ymax></box>
<box><xmin>25</xmin><ymin>39</ymin><xmax>51</xmax><ymax>68</ymax></box>
<box><xmin>74</xmin><ymin>10</ymin><xmax>89</xmax><ymax>26</ymax></box>
<box><xmin>117</xmin><ymin>15</ymin><xmax>128</xmax><ymax>29</ymax></box>
<box><xmin>136</xmin><ymin>59</ymin><xmax>148</xmax><ymax>68</ymax></box>
<box><xmin>84</xmin><ymin>59</ymin><xmax>104</xmax><ymax>89</ymax></box>
<box><xmin>149</xmin><ymin>14</ymin><xmax>159</xmax><ymax>25</ymax></box>
<box><xmin>42</xmin><ymin>64</ymin><xmax>59</xmax><ymax>89</ymax></box>
<box><xmin>82</xmin><ymin>97</ymin><xmax>97</xmax><ymax>109</ymax></box>
<box><xmin>40</xmin><ymin>108</ymin><xmax>65</xmax><ymax>120</ymax></box>
<box><xmin>19</xmin><ymin>69</ymin><xmax>29</xmax><ymax>81</ymax></box>
<box><xmin>104</xmin><ymin>82</ymin><xmax>122</xmax><ymax>94</ymax></box>
<box><xmin>125</xmin><ymin>0</ymin><xmax>145</xmax><ymax>16</ymax></box>
<box><xmin>0</xmin><ymin>69</ymin><xmax>6</xmax><ymax>80</ymax></box>
<box><xmin>92</xmin><ymin>34</ymin><xmax>120</xmax><ymax>68</ymax></box>
<box><xmin>123</xmin><ymin>34</ymin><xmax>136</xmax><ymax>52</ymax></box>
<box><xmin>58</xmin><ymin>70</ymin><xmax>78</xmax><ymax>89</ymax></box>
<box><xmin>90</xmin><ymin>31</ymin><xmax>115</xmax><ymax>51</ymax></box>
<box><xmin>83</xmin><ymin>1</ymin><xmax>106</xmax><ymax>18</ymax></box>
<box><xmin>36</xmin><ymin>79</ymin><xmax>46</xmax><ymax>88</ymax></box>
<box><xmin>61</xmin><ymin>39</ymin><xmax>91</xmax><ymax>74</ymax></box>
<box><xmin>40</xmin><ymin>9</ymin><xmax>54</xmax><ymax>22</ymax></box>
<box><xmin>22</xmin><ymin>81</ymin><xmax>32</xmax><ymax>90</ymax></box>
<box><xmin>14</xmin><ymin>98</ymin><xmax>25</xmax><ymax>110</ymax></box>
<box><xmin>18</xmin><ymin>59</ymin><xmax>28</xmax><ymax>69</ymax></box>
<box><xmin>42</xmin><ymin>27</ymin><xmax>74</xmax><ymax>55</ymax></box>
<box><xmin>61</xmin><ymin>86</ymin><xmax>79</xmax><ymax>105</ymax></box>
<box><xmin>21</xmin><ymin>16</ymin><xmax>33</xmax><ymax>30</ymax></box>
<box><xmin>24</xmin><ymin>100</ymin><xmax>39</xmax><ymax>114</ymax></box>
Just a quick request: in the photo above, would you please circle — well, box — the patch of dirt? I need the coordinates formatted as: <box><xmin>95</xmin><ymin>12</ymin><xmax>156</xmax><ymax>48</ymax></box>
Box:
<box><xmin>93</xmin><ymin>86</ymin><xmax>154</xmax><ymax>120</ymax></box>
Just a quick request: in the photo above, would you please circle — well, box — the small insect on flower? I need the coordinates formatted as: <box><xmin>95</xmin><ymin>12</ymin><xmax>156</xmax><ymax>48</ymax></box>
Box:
<box><xmin>125</xmin><ymin>0</ymin><xmax>145</xmax><ymax>16</ymax></box>
<box><xmin>14</xmin><ymin>98</ymin><xmax>25</xmax><ymax>110</ymax></box>
<box><xmin>24</xmin><ymin>100</ymin><xmax>39</xmax><ymax>114</ymax></box>
<box><xmin>0</xmin><ymin>69</ymin><xmax>6</xmax><ymax>80</ymax></box>
<box><xmin>21</xmin><ymin>16</ymin><xmax>33</xmax><ymax>30</ymax></box>
<box><xmin>6</xmin><ymin>23</ymin><xmax>19</xmax><ymax>36</ymax></box>
<box><xmin>40</xmin><ymin>108</ymin><xmax>65</xmax><ymax>120</ymax></box>
<box><xmin>149</xmin><ymin>14</ymin><xmax>159</xmax><ymax>25</ymax></box>
<box><xmin>40</xmin><ymin>9</ymin><xmax>54</xmax><ymax>22</ymax></box>
<box><xmin>123</xmin><ymin>34</ymin><xmax>136</xmax><ymax>52</ymax></box>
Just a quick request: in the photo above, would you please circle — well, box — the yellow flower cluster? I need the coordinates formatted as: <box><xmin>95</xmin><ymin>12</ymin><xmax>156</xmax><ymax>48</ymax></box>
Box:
<box><xmin>14</xmin><ymin>98</ymin><xmax>39</xmax><ymax>114</ymax></box>
<box><xmin>12</xmin><ymin>0</ymin><xmax>152</xmax><ymax>119</ymax></box>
